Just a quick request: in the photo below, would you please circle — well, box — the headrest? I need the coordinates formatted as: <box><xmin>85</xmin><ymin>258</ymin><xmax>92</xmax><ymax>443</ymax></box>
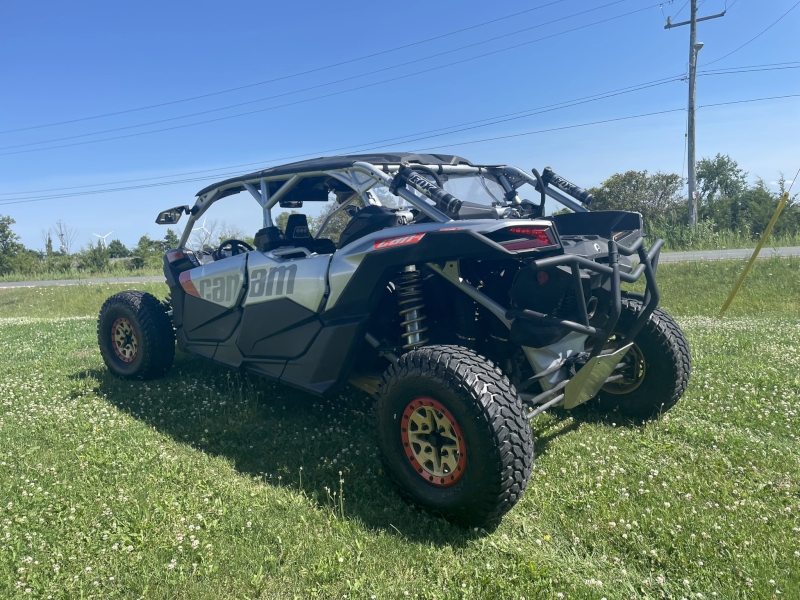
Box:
<box><xmin>253</xmin><ymin>226</ymin><xmax>286</xmax><ymax>252</ymax></box>
<box><xmin>286</xmin><ymin>213</ymin><xmax>310</xmax><ymax>239</ymax></box>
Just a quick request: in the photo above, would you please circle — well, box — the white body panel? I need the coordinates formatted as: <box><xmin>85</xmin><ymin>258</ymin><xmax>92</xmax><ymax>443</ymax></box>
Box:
<box><xmin>244</xmin><ymin>250</ymin><xmax>331</xmax><ymax>312</ymax></box>
<box><xmin>178</xmin><ymin>253</ymin><xmax>247</xmax><ymax>309</ymax></box>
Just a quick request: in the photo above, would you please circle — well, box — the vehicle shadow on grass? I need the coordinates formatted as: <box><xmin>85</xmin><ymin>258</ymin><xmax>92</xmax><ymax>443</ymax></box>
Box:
<box><xmin>73</xmin><ymin>353</ymin><xmax>480</xmax><ymax>546</ymax></box>
<box><xmin>74</xmin><ymin>352</ymin><xmax>641</xmax><ymax>545</ymax></box>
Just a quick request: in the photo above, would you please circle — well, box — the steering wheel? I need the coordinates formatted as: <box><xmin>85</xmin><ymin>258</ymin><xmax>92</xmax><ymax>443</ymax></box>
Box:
<box><xmin>213</xmin><ymin>239</ymin><xmax>254</xmax><ymax>261</ymax></box>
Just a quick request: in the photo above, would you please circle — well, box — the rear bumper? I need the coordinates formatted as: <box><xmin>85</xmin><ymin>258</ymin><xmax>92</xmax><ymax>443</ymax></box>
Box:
<box><xmin>508</xmin><ymin>236</ymin><xmax>664</xmax><ymax>412</ymax></box>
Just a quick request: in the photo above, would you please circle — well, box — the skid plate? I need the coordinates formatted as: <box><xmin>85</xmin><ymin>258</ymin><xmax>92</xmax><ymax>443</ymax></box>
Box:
<box><xmin>563</xmin><ymin>343</ymin><xmax>633</xmax><ymax>409</ymax></box>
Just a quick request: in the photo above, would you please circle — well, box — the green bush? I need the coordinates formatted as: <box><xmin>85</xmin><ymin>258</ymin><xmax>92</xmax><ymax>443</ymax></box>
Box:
<box><xmin>78</xmin><ymin>241</ymin><xmax>110</xmax><ymax>272</ymax></box>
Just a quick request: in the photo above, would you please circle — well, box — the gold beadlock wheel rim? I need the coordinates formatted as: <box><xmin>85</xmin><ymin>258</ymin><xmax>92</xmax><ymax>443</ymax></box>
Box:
<box><xmin>400</xmin><ymin>397</ymin><xmax>466</xmax><ymax>487</ymax></box>
<box><xmin>111</xmin><ymin>317</ymin><xmax>138</xmax><ymax>363</ymax></box>
<box><xmin>602</xmin><ymin>341</ymin><xmax>646</xmax><ymax>394</ymax></box>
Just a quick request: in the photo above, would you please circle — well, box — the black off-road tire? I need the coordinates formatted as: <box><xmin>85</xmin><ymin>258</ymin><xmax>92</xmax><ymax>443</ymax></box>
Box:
<box><xmin>376</xmin><ymin>345</ymin><xmax>533</xmax><ymax>528</ymax></box>
<box><xmin>596</xmin><ymin>298</ymin><xmax>691</xmax><ymax>419</ymax></box>
<box><xmin>97</xmin><ymin>291</ymin><xmax>175</xmax><ymax>380</ymax></box>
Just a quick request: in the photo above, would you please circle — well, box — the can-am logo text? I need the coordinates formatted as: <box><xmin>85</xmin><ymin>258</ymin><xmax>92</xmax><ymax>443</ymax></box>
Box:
<box><xmin>374</xmin><ymin>233</ymin><xmax>426</xmax><ymax>250</ymax></box>
<box><xmin>248</xmin><ymin>264</ymin><xmax>298</xmax><ymax>298</ymax></box>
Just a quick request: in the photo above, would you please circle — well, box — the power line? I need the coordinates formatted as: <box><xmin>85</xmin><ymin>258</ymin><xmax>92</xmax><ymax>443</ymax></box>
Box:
<box><xmin>341</xmin><ymin>77</ymin><xmax>686</xmax><ymax>154</ymax></box>
<box><xmin>411</xmin><ymin>109</ymin><xmax>685</xmax><ymax>151</ymax></box>
<box><xmin>2</xmin><ymin>57</ymin><xmax>788</xmax><ymax>162</ymax></box>
<box><xmin>0</xmin><ymin>0</ymin><xmax>636</xmax><ymax>151</ymax></box>
<box><xmin>0</xmin><ymin>62</ymin><xmax>788</xmax><ymax>196</ymax></box>
<box><xmin>703</xmin><ymin>0</ymin><xmax>800</xmax><ymax>66</ymax></box>
<box><xmin>0</xmin><ymin>0</ymin><xmax>629</xmax><ymax>151</ymax></box>
<box><xmin>410</xmin><ymin>93</ymin><xmax>800</xmax><ymax>152</ymax></box>
<box><xmin>698</xmin><ymin>60</ymin><xmax>800</xmax><ymax>71</ymax></box>
<box><xmin>0</xmin><ymin>0</ymin><xmax>568</xmax><ymax>136</ymax></box>
<box><xmin>672</xmin><ymin>0</ymin><xmax>691</xmax><ymax>20</ymax></box>
<box><xmin>1</xmin><ymin>92</ymin><xmax>797</xmax><ymax>207</ymax></box>
<box><xmin>697</xmin><ymin>63</ymin><xmax>800</xmax><ymax>76</ymax></box>
<box><xmin>0</xmin><ymin>62</ymin><xmax>790</xmax><ymax>198</ymax></box>
<box><xmin>1</xmin><ymin>74</ymin><xmax>687</xmax><ymax>199</ymax></box>
<box><xmin>699</xmin><ymin>92</ymin><xmax>800</xmax><ymax>108</ymax></box>
<box><xmin>0</xmin><ymin>1</ymin><xmax>663</xmax><ymax>156</ymax></box>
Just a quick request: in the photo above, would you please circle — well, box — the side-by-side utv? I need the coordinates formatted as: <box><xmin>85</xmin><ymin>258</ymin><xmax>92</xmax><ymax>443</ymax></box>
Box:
<box><xmin>97</xmin><ymin>153</ymin><xmax>690</xmax><ymax>527</ymax></box>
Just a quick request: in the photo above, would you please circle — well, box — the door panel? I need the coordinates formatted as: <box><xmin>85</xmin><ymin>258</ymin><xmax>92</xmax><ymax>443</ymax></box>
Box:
<box><xmin>236</xmin><ymin>298</ymin><xmax>320</xmax><ymax>358</ymax></box>
<box><xmin>178</xmin><ymin>254</ymin><xmax>247</xmax><ymax>342</ymax></box>
<box><xmin>244</xmin><ymin>251</ymin><xmax>330</xmax><ymax>312</ymax></box>
<box><xmin>182</xmin><ymin>295</ymin><xmax>242</xmax><ymax>342</ymax></box>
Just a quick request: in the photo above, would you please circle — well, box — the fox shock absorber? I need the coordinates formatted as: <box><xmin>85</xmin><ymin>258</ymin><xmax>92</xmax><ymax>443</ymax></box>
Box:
<box><xmin>397</xmin><ymin>266</ymin><xmax>429</xmax><ymax>351</ymax></box>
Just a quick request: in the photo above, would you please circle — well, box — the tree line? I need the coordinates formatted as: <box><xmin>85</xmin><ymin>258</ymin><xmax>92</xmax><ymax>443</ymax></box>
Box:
<box><xmin>588</xmin><ymin>154</ymin><xmax>799</xmax><ymax>242</ymax></box>
<box><xmin>1</xmin><ymin>154</ymin><xmax>798</xmax><ymax>277</ymax></box>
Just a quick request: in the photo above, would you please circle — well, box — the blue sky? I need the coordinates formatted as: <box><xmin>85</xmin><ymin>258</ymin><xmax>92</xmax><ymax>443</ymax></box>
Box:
<box><xmin>1</xmin><ymin>0</ymin><xmax>798</xmax><ymax>249</ymax></box>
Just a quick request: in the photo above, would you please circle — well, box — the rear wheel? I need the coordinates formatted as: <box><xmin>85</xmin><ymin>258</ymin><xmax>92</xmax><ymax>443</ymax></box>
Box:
<box><xmin>376</xmin><ymin>345</ymin><xmax>533</xmax><ymax>528</ymax></box>
<box><xmin>596</xmin><ymin>298</ymin><xmax>691</xmax><ymax>419</ymax></box>
<box><xmin>98</xmin><ymin>291</ymin><xmax>175</xmax><ymax>379</ymax></box>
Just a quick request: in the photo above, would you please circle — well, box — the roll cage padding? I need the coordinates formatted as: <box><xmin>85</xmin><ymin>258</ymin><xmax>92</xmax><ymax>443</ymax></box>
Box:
<box><xmin>542</xmin><ymin>167</ymin><xmax>595</xmax><ymax>207</ymax></box>
<box><xmin>392</xmin><ymin>165</ymin><xmax>462</xmax><ymax>215</ymax></box>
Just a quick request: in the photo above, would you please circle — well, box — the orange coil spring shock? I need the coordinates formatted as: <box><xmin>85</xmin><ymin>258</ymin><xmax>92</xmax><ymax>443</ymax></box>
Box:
<box><xmin>397</xmin><ymin>266</ymin><xmax>429</xmax><ymax>351</ymax></box>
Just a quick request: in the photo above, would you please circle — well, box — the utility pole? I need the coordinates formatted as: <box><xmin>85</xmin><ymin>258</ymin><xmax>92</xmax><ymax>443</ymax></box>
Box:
<box><xmin>665</xmin><ymin>0</ymin><xmax>725</xmax><ymax>227</ymax></box>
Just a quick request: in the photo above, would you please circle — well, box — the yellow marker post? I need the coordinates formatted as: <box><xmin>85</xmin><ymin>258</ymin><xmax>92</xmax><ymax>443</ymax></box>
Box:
<box><xmin>718</xmin><ymin>191</ymin><xmax>790</xmax><ymax>317</ymax></box>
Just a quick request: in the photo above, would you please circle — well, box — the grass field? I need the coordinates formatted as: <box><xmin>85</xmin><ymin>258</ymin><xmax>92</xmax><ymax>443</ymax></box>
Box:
<box><xmin>0</xmin><ymin>267</ymin><xmax>163</xmax><ymax>283</ymax></box>
<box><xmin>1</xmin><ymin>258</ymin><xmax>798</xmax><ymax>599</ymax></box>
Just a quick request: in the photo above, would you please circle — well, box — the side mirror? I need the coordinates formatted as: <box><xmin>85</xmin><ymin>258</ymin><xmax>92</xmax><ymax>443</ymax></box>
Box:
<box><xmin>155</xmin><ymin>206</ymin><xmax>190</xmax><ymax>225</ymax></box>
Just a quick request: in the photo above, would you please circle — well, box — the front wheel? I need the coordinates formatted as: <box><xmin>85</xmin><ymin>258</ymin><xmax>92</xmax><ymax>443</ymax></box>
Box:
<box><xmin>376</xmin><ymin>345</ymin><xmax>533</xmax><ymax>528</ymax></box>
<box><xmin>97</xmin><ymin>291</ymin><xmax>175</xmax><ymax>380</ymax></box>
<box><xmin>596</xmin><ymin>298</ymin><xmax>691</xmax><ymax>419</ymax></box>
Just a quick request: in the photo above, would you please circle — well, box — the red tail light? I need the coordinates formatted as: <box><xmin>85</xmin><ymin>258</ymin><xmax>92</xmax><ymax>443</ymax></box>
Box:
<box><xmin>503</xmin><ymin>226</ymin><xmax>554</xmax><ymax>250</ymax></box>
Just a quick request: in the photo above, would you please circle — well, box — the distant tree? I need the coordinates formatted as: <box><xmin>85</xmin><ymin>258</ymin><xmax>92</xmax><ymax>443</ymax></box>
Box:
<box><xmin>40</xmin><ymin>228</ymin><xmax>54</xmax><ymax>256</ymax></box>
<box><xmin>79</xmin><ymin>240</ymin><xmax>110</xmax><ymax>272</ymax></box>
<box><xmin>0</xmin><ymin>215</ymin><xmax>25</xmax><ymax>275</ymax></box>
<box><xmin>589</xmin><ymin>170</ymin><xmax>684</xmax><ymax>223</ymax></box>
<box><xmin>695</xmin><ymin>154</ymin><xmax>751</xmax><ymax>231</ymax></box>
<box><xmin>107</xmin><ymin>239</ymin><xmax>130</xmax><ymax>258</ymax></box>
<box><xmin>8</xmin><ymin>250</ymin><xmax>41</xmax><ymax>275</ymax></box>
<box><xmin>696</xmin><ymin>154</ymin><xmax>748</xmax><ymax>205</ymax></box>
<box><xmin>0</xmin><ymin>215</ymin><xmax>23</xmax><ymax>256</ymax></box>
<box><xmin>311</xmin><ymin>197</ymin><xmax>365</xmax><ymax>243</ymax></box>
<box><xmin>163</xmin><ymin>228</ymin><xmax>180</xmax><ymax>250</ymax></box>
<box><xmin>47</xmin><ymin>254</ymin><xmax>73</xmax><ymax>273</ymax></box>
<box><xmin>694</xmin><ymin>155</ymin><xmax>799</xmax><ymax>236</ymax></box>
<box><xmin>52</xmin><ymin>220</ymin><xmax>78</xmax><ymax>255</ymax></box>
<box><xmin>130</xmin><ymin>235</ymin><xmax>164</xmax><ymax>270</ymax></box>
<box><xmin>217</xmin><ymin>222</ymin><xmax>247</xmax><ymax>244</ymax></box>
<box><xmin>737</xmin><ymin>178</ymin><xmax>800</xmax><ymax>238</ymax></box>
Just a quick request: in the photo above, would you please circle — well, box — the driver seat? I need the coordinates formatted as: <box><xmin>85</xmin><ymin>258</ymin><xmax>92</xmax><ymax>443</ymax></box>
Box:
<box><xmin>285</xmin><ymin>214</ymin><xmax>336</xmax><ymax>254</ymax></box>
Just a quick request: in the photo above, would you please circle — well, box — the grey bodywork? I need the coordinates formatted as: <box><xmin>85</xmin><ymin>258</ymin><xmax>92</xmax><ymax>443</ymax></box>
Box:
<box><xmin>162</xmin><ymin>153</ymin><xmax>659</xmax><ymax>410</ymax></box>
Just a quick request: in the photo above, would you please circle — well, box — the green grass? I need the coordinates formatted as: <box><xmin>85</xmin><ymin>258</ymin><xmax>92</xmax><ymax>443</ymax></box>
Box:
<box><xmin>628</xmin><ymin>256</ymin><xmax>800</xmax><ymax>317</ymax></box>
<box><xmin>0</xmin><ymin>266</ymin><xmax>163</xmax><ymax>283</ymax></box>
<box><xmin>0</xmin><ymin>282</ymin><xmax>168</xmax><ymax>319</ymax></box>
<box><xmin>648</xmin><ymin>221</ymin><xmax>800</xmax><ymax>252</ymax></box>
<box><xmin>1</xmin><ymin>260</ymin><xmax>799</xmax><ymax>598</ymax></box>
